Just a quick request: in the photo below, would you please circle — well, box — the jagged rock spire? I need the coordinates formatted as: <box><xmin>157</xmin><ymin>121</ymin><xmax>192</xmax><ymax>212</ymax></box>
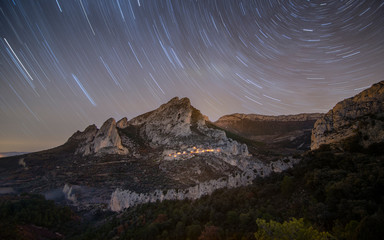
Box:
<box><xmin>74</xmin><ymin>118</ymin><xmax>128</xmax><ymax>156</ymax></box>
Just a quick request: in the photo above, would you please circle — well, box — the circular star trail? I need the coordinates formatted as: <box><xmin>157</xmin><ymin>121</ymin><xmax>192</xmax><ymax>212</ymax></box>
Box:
<box><xmin>1</xmin><ymin>0</ymin><xmax>384</xmax><ymax>152</ymax></box>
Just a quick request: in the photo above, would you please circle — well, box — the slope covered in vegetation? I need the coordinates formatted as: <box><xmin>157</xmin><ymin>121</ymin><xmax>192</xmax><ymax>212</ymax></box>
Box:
<box><xmin>70</xmin><ymin>144</ymin><xmax>384</xmax><ymax>240</ymax></box>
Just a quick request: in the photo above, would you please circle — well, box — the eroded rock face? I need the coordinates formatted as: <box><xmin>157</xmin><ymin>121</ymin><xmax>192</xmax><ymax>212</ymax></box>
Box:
<box><xmin>71</xmin><ymin>97</ymin><xmax>248</xmax><ymax>157</ymax></box>
<box><xmin>126</xmin><ymin>97</ymin><xmax>199</xmax><ymax>145</ymax></box>
<box><xmin>110</xmin><ymin>156</ymin><xmax>299</xmax><ymax>211</ymax></box>
<box><xmin>75</xmin><ymin>118</ymin><xmax>128</xmax><ymax>156</ymax></box>
<box><xmin>69</xmin><ymin>124</ymin><xmax>98</xmax><ymax>142</ymax></box>
<box><xmin>311</xmin><ymin>81</ymin><xmax>384</xmax><ymax>150</ymax></box>
<box><xmin>119</xmin><ymin>97</ymin><xmax>244</xmax><ymax>151</ymax></box>
<box><xmin>116</xmin><ymin>117</ymin><xmax>128</xmax><ymax>129</ymax></box>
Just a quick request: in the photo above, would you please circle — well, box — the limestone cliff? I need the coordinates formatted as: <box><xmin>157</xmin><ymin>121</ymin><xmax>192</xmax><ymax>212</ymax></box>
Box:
<box><xmin>110</xmin><ymin>156</ymin><xmax>299</xmax><ymax>211</ymax></box>
<box><xmin>311</xmin><ymin>81</ymin><xmax>384</xmax><ymax>150</ymax></box>
<box><xmin>74</xmin><ymin>118</ymin><xmax>128</xmax><ymax>156</ymax></box>
<box><xmin>116</xmin><ymin>97</ymin><xmax>248</xmax><ymax>156</ymax></box>
<box><xmin>70</xmin><ymin>97</ymin><xmax>248</xmax><ymax>157</ymax></box>
<box><xmin>69</xmin><ymin>124</ymin><xmax>98</xmax><ymax>142</ymax></box>
<box><xmin>116</xmin><ymin>117</ymin><xmax>128</xmax><ymax>129</ymax></box>
<box><xmin>124</xmin><ymin>97</ymin><xmax>203</xmax><ymax>145</ymax></box>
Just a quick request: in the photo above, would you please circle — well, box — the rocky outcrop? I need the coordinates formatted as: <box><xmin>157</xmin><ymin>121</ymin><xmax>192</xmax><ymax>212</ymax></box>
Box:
<box><xmin>116</xmin><ymin>117</ymin><xmax>128</xmax><ymax>129</ymax></box>
<box><xmin>124</xmin><ymin>97</ymin><xmax>202</xmax><ymax>145</ymax></box>
<box><xmin>74</xmin><ymin>118</ymin><xmax>128</xmax><ymax>156</ymax></box>
<box><xmin>70</xmin><ymin>97</ymin><xmax>248</xmax><ymax>156</ymax></box>
<box><xmin>311</xmin><ymin>81</ymin><xmax>384</xmax><ymax>150</ymax></box>
<box><xmin>63</xmin><ymin>184</ymin><xmax>77</xmax><ymax>203</ymax></box>
<box><xmin>116</xmin><ymin>97</ymin><xmax>248</xmax><ymax>156</ymax></box>
<box><xmin>69</xmin><ymin>124</ymin><xmax>98</xmax><ymax>142</ymax></box>
<box><xmin>110</xmin><ymin>156</ymin><xmax>299</xmax><ymax>211</ymax></box>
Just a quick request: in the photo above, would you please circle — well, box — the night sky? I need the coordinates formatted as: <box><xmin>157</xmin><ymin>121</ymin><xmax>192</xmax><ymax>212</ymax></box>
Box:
<box><xmin>1</xmin><ymin>0</ymin><xmax>384</xmax><ymax>152</ymax></box>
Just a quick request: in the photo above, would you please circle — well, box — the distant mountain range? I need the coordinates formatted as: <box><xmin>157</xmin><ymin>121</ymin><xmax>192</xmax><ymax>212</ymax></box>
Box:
<box><xmin>1</xmin><ymin>81</ymin><xmax>383</xmax><ymax>212</ymax></box>
<box><xmin>0</xmin><ymin>152</ymin><xmax>29</xmax><ymax>158</ymax></box>
<box><xmin>215</xmin><ymin>112</ymin><xmax>323</xmax><ymax>151</ymax></box>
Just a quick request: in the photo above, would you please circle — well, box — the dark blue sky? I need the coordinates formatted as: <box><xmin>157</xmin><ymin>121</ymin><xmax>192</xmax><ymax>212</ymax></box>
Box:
<box><xmin>1</xmin><ymin>0</ymin><xmax>384</xmax><ymax>152</ymax></box>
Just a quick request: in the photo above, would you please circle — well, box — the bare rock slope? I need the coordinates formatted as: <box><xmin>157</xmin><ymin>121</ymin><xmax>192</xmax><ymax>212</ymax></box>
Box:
<box><xmin>311</xmin><ymin>81</ymin><xmax>384</xmax><ymax>150</ymax></box>
<box><xmin>126</xmin><ymin>97</ymin><xmax>207</xmax><ymax>146</ymax></box>
<box><xmin>72</xmin><ymin>118</ymin><xmax>128</xmax><ymax>156</ymax></box>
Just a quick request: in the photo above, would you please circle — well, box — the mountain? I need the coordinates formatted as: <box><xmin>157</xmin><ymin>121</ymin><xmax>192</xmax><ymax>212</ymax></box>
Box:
<box><xmin>0</xmin><ymin>97</ymin><xmax>298</xmax><ymax>212</ymax></box>
<box><xmin>0</xmin><ymin>152</ymin><xmax>29</xmax><ymax>158</ymax></box>
<box><xmin>69</xmin><ymin>97</ymin><xmax>247</xmax><ymax>157</ymax></box>
<box><xmin>311</xmin><ymin>81</ymin><xmax>384</xmax><ymax>150</ymax></box>
<box><xmin>215</xmin><ymin>113</ymin><xmax>323</xmax><ymax>150</ymax></box>
<box><xmin>2</xmin><ymin>87</ymin><xmax>384</xmax><ymax>239</ymax></box>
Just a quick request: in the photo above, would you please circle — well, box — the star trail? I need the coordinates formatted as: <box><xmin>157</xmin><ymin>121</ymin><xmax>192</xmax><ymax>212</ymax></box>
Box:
<box><xmin>1</xmin><ymin>0</ymin><xmax>384</xmax><ymax>152</ymax></box>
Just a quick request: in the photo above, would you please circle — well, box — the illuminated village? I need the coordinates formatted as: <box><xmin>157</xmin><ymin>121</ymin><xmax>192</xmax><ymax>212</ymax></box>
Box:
<box><xmin>163</xmin><ymin>146</ymin><xmax>222</xmax><ymax>160</ymax></box>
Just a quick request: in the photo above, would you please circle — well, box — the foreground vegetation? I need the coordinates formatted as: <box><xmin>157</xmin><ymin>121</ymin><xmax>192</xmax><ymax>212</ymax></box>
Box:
<box><xmin>0</xmin><ymin>194</ymin><xmax>75</xmax><ymax>239</ymax></box>
<box><xmin>72</xmin><ymin>145</ymin><xmax>384</xmax><ymax>240</ymax></box>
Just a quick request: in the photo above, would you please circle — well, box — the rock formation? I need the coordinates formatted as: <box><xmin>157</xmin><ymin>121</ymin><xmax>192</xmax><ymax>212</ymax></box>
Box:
<box><xmin>123</xmin><ymin>97</ymin><xmax>203</xmax><ymax>146</ymax></box>
<box><xmin>69</xmin><ymin>124</ymin><xmax>98</xmax><ymax>142</ymax></box>
<box><xmin>110</xmin><ymin>156</ymin><xmax>299</xmax><ymax>211</ymax></box>
<box><xmin>114</xmin><ymin>97</ymin><xmax>249</xmax><ymax>155</ymax></box>
<box><xmin>69</xmin><ymin>97</ymin><xmax>248</xmax><ymax>158</ymax></box>
<box><xmin>116</xmin><ymin>117</ymin><xmax>128</xmax><ymax>129</ymax></box>
<box><xmin>74</xmin><ymin>118</ymin><xmax>128</xmax><ymax>156</ymax></box>
<box><xmin>311</xmin><ymin>81</ymin><xmax>384</xmax><ymax>150</ymax></box>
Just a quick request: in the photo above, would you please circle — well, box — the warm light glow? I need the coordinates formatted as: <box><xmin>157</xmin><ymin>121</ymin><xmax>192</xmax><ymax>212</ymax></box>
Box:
<box><xmin>168</xmin><ymin>147</ymin><xmax>221</xmax><ymax>159</ymax></box>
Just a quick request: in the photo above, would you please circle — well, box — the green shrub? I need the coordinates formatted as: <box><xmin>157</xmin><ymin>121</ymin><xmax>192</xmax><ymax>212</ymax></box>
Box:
<box><xmin>254</xmin><ymin>218</ymin><xmax>335</xmax><ymax>240</ymax></box>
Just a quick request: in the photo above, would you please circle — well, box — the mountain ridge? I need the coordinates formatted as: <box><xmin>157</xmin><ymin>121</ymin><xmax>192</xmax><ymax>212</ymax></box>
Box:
<box><xmin>215</xmin><ymin>112</ymin><xmax>323</xmax><ymax>151</ymax></box>
<box><xmin>311</xmin><ymin>81</ymin><xmax>384</xmax><ymax>150</ymax></box>
<box><xmin>2</xmin><ymin>82</ymin><xmax>383</xmax><ymax>214</ymax></box>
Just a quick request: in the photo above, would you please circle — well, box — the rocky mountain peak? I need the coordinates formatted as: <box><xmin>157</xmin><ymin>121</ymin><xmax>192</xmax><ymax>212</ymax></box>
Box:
<box><xmin>123</xmin><ymin>97</ymin><xmax>206</xmax><ymax>146</ymax></box>
<box><xmin>311</xmin><ymin>81</ymin><xmax>384</xmax><ymax>150</ymax></box>
<box><xmin>69</xmin><ymin>124</ymin><xmax>98</xmax><ymax>142</ymax></box>
<box><xmin>128</xmin><ymin>97</ymin><xmax>200</xmax><ymax>125</ymax></box>
<box><xmin>69</xmin><ymin>97</ymin><xmax>247</xmax><ymax>156</ymax></box>
<box><xmin>116</xmin><ymin>117</ymin><xmax>128</xmax><ymax>129</ymax></box>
